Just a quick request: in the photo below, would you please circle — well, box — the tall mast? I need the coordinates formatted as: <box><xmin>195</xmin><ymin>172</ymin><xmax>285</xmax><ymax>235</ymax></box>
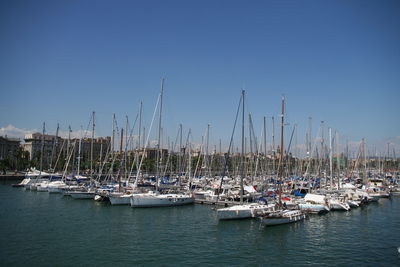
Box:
<box><xmin>119</xmin><ymin>128</ymin><xmax>124</xmax><ymax>192</ymax></box>
<box><xmin>90</xmin><ymin>111</ymin><xmax>95</xmax><ymax>176</ymax></box>
<box><xmin>138</xmin><ymin>101</ymin><xmax>143</xmax><ymax>151</ymax></box>
<box><xmin>143</xmin><ymin>127</ymin><xmax>146</xmax><ymax>148</ymax></box>
<box><xmin>278</xmin><ymin>96</ymin><xmax>285</xmax><ymax>206</ymax></box>
<box><xmin>77</xmin><ymin>126</ymin><xmax>82</xmax><ymax>177</ymax></box>
<box><xmin>307</xmin><ymin>117</ymin><xmax>312</xmax><ymax>158</ymax></box>
<box><xmin>99</xmin><ymin>139</ymin><xmax>103</xmax><ymax>173</ymax></box>
<box><xmin>240</xmin><ymin>89</ymin><xmax>245</xmax><ymax>205</ymax></box>
<box><xmin>67</xmin><ymin>125</ymin><xmax>71</xmax><ymax>160</ymax></box>
<box><xmin>50</xmin><ymin>123</ymin><xmax>59</xmax><ymax>171</ymax></box>
<box><xmin>362</xmin><ymin>138</ymin><xmax>367</xmax><ymax>184</ymax></box>
<box><xmin>67</xmin><ymin>126</ymin><xmax>71</xmax><ymax>172</ymax></box>
<box><xmin>111</xmin><ymin>114</ymin><xmax>116</xmax><ymax>155</ymax></box>
<box><xmin>205</xmin><ymin>123</ymin><xmax>210</xmax><ymax>177</ymax></box>
<box><xmin>329</xmin><ymin>127</ymin><xmax>333</xmax><ymax>189</ymax></box>
<box><xmin>124</xmin><ymin>115</ymin><xmax>129</xmax><ymax>176</ymax></box>
<box><xmin>156</xmin><ymin>78</ymin><xmax>164</xmax><ymax>192</ymax></box>
<box><xmin>188</xmin><ymin>129</ymin><xmax>192</xmax><ymax>189</ymax></box>
<box><xmin>179</xmin><ymin>123</ymin><xmax>183</xmax><ymax>175</ymax></box>
<box><xmin>263</xmin><ymin>116</ymin><xmax>267</xmax><ymax>156</ymax></box>
<box><xmin>336</xmin><ymin>130</ymin><xmax>340</xmax><ymax>189</ymax></box>
<box><xmin>40</xmin><ymin>122</ymin><xmax>45</xmax><ymax>172</ymax></box>
<box><xmin>272</xmin><ymin>116</ymin><xmax>276</xmax><ymax>175</ymax></box>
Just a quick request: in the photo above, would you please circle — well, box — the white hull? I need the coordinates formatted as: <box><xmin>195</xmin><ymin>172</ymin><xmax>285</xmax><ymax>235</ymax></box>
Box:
<box><xmin>329</xmin><ymin>202</ymin><xmax>351</xmax><ymax>211</ymax></box>
<box><xmin>47</xmin><ymin>182</ymin><xmax>67</xmax><ymax>193</ymax></box>
<box><xmin>217</xmin><ymin>203</ymin><xmax>275</xmax><ymax>220</ymax></box>
<box><xmin>109</xmin><ymin>195</ymin><xmax>131</xmax><ymax>205</ymax></box>
<box><xmin>130</xmin><ymin>193</ymin><xmax>194</xmax><ymax>207</ymax></box>
<box><xmin>260</xmin><ymin>210</ymin><xmax>306</xmax><ymax>226</ymax></box>
<box><xmin>347</xmin><ymin>200</ymin><xmax>360</xmax><ymax>208</ymax></box>
<box><xmin>48</xmin><ymin>187</ymin><xmax>64</xmax><ymax>193</ymax></box>
<box><xmin>36</xmin><ymin>186</ymin><xmax>48</xmax><ymax>192</ymax></box>
<box><xmin>36</xmin><ymin>182</ymin><xmax>49</xmax><ymax>192</ymax></box>
<box><xmin>298</xmin><ymin>203</ymin><xmax>330</xmax><ymax>213</ymax></box>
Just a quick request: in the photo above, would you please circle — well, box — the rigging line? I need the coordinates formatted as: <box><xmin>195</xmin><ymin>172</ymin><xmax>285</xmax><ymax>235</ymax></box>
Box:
<box><xmin>82</xmin><ymin>112</ymin><xmax>93</xmax><ymax>139</ymax></box>
<box><xmin>193</xmin><ymin>127</ymin><xmax>208</xmax><ymax>178</ymax></box>
<box><xmin>253</xmin><ymin>121</ymin><xmax>265</xmax><ymax>179</ymax></box>
<box><xmin>52</xmin><ymin>139</ymin><xmax>66</xmax><ymax>174</ymax></box>
<box><xmin>217</xmin><ymin>91</ymin><xmax>243</xmax><ymax>199</ymax></box>
<box><xmin>284</xmin><ymin>124</ymin><xmax>296</xmax><ymax>179</ymax></box>
<box><xmin>162</xmin><ymin>126</ymin><xmax>181</xmax><ymax>177</ymax></box>
<box><xmin>95</xmin><ymin>139</ymin><xmax>111</xmax><ymax>182</ymax></box>
<box><xmin>181</xmin><ymin>128</ymin><xmax>191</xmax><ymax>178</ymax></box>
<box><xmin>123</xmin><ymin>113</ymin><xmax>140</xmax><ymax>184</ymax></box>
<box><xmin>125</xmin><ymin>112</ymin><xmax>139</xmax><ymax>152</ymax></box>
<box><xmin>133</xmin><ymin>90</ymin><xmax>162</xmax><ymax>188</ymax></box>
<box><xmin>304</xmin><ymin>124</ymin><xmax>322</xmax><ymax>178</ymax></box>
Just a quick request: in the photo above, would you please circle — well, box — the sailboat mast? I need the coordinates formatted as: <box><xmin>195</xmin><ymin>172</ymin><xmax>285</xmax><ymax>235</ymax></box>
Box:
<box><xmin>278</xmin><ymin>96</ymin><xmax>285</xmax><ymax>205</ymax></box>
<box><xmin>329</xmin><ymin>127</ymin><xmax>333</xmax><ymax>189</ymax></box>
<box><xmin>179</xmin><ymin>124</ymin><xmax>183</xmax><ymax>175</ymax></box>
<box><xmin>77</xmin><ymin>127</ymin><xmax>82</xmax><ymax>177</ymax></box>
<box><xmin>138</xmin><ymin>101</ymin><xmax>142</xmax><ymax>151</ymax></box>
<box><xmin>67</xmin><ymin>126</ymin><xmax>71</xmax><ymax>172</ymax></box>
<box><xmin>206</xmin><ymin>123</ymin><xmax>210</xmax><ymax>177</ymax></box>
<box><xmin>240</xmin><ymin>89</ymin><xmax>245</xmax><ymax>205</ymax></box>
<box><xmin>272</xmin><ymin>116</ymin><xmax>275</xmax><ymax>175</ymax></box>
<box><xmin>188</xmin><ymin>129</ymin><xmax>192</xmax><ymax>189</ymax></box>
<box><xmin>90</xmin><ymin>111</ymin><xmax>95</xmax><ymax>176</ymax></box>
<box><xmin>111</xmin><ymin>114</ymin><xmax>115</xmax><ymax>155</ymax></box>
<box><xmin>336</xmin><ymin>130</ymin><xmax>340</xmax><ymax>189</ymax></box>
<box><xmin>50</xmin><ymin>123</ymin><xmax>59</xmax><ymax>171</ymax></box>
<box><xmin>156</xmin><ymin>78</ymin><xmax>164</xmax><ymax>192</ymax></box>
<box><xmin>67</xmin><ymin>126</ymin><xmax>71</xmax><ymax>159</ymax></box>
<box><xmin>119</xmin><ymin>128</ymin><xmax>124</xmax><ymax>192</ymax></box>
<box><xmin>40</xmin><ymin>122</ymin><xmax>45</xmax><ymax>172</ymax></box>
<box><xmin>307</xmin><ymin>117</ymin><xmax>312</xmax><ymax>157</ymax></box>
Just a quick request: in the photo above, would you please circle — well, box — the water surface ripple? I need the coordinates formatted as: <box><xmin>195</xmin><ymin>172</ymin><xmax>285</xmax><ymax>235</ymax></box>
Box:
<box><xmin>0</xmin><ymin>182</ymin><xmax>399</xmax><ymax>266</ymax></box>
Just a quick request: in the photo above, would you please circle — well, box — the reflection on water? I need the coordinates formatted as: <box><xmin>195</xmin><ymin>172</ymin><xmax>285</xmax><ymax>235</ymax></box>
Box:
<box><xmin>0</xmin><ymin>181</ymin><xmax>399</xmax><ymax>266</ymax></box>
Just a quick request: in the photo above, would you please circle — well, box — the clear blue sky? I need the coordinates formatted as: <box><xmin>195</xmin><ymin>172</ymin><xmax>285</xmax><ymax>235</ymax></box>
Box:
<box><xmin>1</xmin><ymin>0</ymin><xmax>399</xmax><ymax>152</ymax></box>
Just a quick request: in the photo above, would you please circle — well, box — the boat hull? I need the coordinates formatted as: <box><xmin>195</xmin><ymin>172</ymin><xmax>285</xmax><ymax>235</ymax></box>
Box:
<box><xmin>298</xmin><ymin>203</ymin><xmax>330</xmax><ymax>214</ymax></box>
<box><xmin>217</xmin><ymin>204</ymin><xmax>275</xmax><ymax>220</ymax></box>
<box><xmin>69</xmin><ymin>192</ymin><xmax>95</xmax><ymax>199</ymax></box>
<box><xmin>109</xmin><ymin>195</ymin><xmax>131</xmax><ymax>205</ymax></box>
<box><xmin>130</xmin><ymin>194</ymin><xmax>194</xmax><ymax>207</ymax></box>
<box><xmin>260</xmin><ymin>210</ymin><xmax>306</xmax><ymax>226</ymax></box>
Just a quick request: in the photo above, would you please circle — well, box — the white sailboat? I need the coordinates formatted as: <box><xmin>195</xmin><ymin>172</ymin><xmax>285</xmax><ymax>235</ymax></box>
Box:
<box><xmin>217</xmin><ymin>90</ymin><xmax>273</xmax><ymax>220</ymax></box>
<box><xmin>328</xmin><ymin>195</ymin><xmax>351</xmax><ymax>211</ymax></box>
<box><xmin>131</xmin><ymin>191</ymin><xmax>194</xmax><ymax>207</ymax></box>
<box><xmin>297</xmin><ymin>193</ymin><xmax>330</xmax><ymax>214</ymax></box>
<box><xmin>259</xmin><ymin>96</ymin><xmax>306</xmax><ymax>226</ymax></box>
<box><xmin>218</xmin><ymin>202</ymin><xmax>276</xmax><ymax>220</ymax></box>
<box><xmin>260</xmin><ymin>209</ymin><xmax>306</xmax><ymax>226</ymax></box>
<box><xmin>130</xmin><ymin>79</ymin><xmax>194</xmax><ymax>208</ymax></box>
<box><xmin>109</xmin><ymin>191</ymin><xmax>133</xmax><ymax>205</ymax></box>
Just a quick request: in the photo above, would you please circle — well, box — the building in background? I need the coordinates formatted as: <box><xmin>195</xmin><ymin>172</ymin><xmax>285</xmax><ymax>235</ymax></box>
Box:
<box><xmin>0</xmin><ymin>136</ymin><xmax>20</xmax><ymax>160</ymax></box>
<box><xmin>23</xmin><ymin>133</ymin><xmax>110</xmax><ymax>168</ymax></box>
<box><xmin>23</xmin><ymin>133</ymin><xmax>63</xmax><ymax>162</ymax></box>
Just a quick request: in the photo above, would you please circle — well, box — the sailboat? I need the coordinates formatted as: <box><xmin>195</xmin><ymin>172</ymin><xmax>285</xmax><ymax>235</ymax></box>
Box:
<box><xmin>258</xmin><ymin>96</ymin><xmax>306</xmax><ymax>226</ymax></box>
<box><xmin>108</xmin><ymin>105</ymin><xmax>144</xmax><ymax>205</ymax></box>
<box><xmin>27</xmin><ymin>123</ymin><xmax>47</xmax><ymax>191</ymax></box>
<box><xmin>130</xmin><ymin>78</ymin><xmax>194</xmax><ymax>208</ymax></box>
<box><xmin>217</xmin><ymin>90</ymin><xmax>275</xmax><ymax>220</ymax></box>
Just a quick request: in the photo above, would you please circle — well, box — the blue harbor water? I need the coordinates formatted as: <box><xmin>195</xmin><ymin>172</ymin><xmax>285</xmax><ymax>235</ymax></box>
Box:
<box><xmin>0</xmin><ymin>181</ymin><xmax>399</xmax><ymax>266</ymax></box>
